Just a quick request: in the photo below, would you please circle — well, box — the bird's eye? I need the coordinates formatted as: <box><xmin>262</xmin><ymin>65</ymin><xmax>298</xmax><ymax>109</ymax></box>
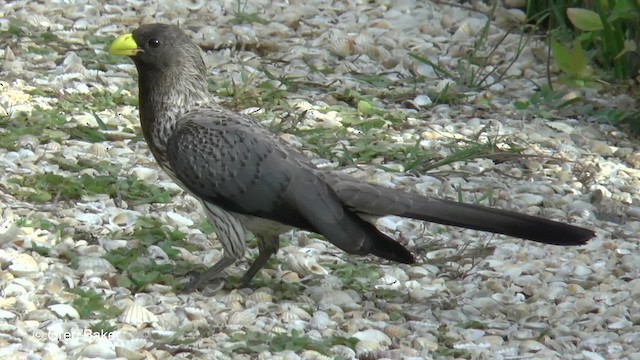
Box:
<box><xmin>148</xmin><ymin>38</ymin><xmax>161</xmax><ymax>48</ymax></box>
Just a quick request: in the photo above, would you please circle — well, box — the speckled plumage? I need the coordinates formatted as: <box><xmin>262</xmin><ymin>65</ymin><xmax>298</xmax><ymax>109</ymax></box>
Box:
<box><xmin>118</xmin><ymin>24</ymin><xmax>594</xmax><ymax>290</ymax></box>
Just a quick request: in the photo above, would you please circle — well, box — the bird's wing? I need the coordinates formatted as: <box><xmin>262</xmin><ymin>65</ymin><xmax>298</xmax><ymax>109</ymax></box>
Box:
<box><xmin>165</xmin><ymin>107</ymin><xmax>413</xmax><ymax>261</ymax></box>
<box><xmin>324</xmin><ymin>173</ymin><xmax>594</xmax><ymax>245</ymax></box>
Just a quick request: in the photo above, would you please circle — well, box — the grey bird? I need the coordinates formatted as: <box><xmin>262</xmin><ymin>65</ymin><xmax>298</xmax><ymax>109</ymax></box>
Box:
<box><xmin>108</xmin><ymin>24</ymin><xmax>595</xmax><ymax>290</ymax></box>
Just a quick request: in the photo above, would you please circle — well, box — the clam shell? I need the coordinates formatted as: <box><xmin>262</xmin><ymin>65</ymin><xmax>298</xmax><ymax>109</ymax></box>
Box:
<box><xmin>222</xmin><ymin>290</ymin><xmax>244</xmax><ymax>304</ymax></box>
<box><xmin>227</xmin><ymin>309</ymin><xmax>257</xmax><ymax>325</ymax></box>
<box><xmin>129</xmin><ymin>167</ymin><xmax>159</xmax><ymax>182</ymax></box>
<box><xmin>183</xmin><ymin>306</ymin><xmax>209</xmax><ymax>321</ymax></box>
<box><xmin>88</xmin><ymin>143</ymin><xmax>110</xmax><ymax>158</ymax></box>
<box><xmin>118</xmin><ymin>302</ymin><xmax>158</xmax><ymax>327</ymax></box>
<box><xmin>79</xmin><ymin>344</ymin><xmax>117</xmax><ymax>359</ymax></box>
<box><xmin>384</xmin><ymin>324</ymin><xmax>411</xmax><ymax>339</ymax></box>
<box><xmin>76</xmin><ymin>257</ymin><xmax>116</xmax><ymax>275</ymax></box>
<box><xmin>165</xmin><ymin>212</ymin><xmax>194</xmax><ymax>227</ymax></box>
<box><xmin>109</xmin><ymin>210</ymin><xmax>139</xmax><ymax>228</ymax></box>
<box><xmin>247</xmin><ymin>291</ymin><xmax>273</xmax><ymax>303</ymax></box>
<box><xmin>285</xmin><ymin>253</ymin><xmax>328</xmax><ymax>277</ymax></box>
<box><xmin>115</xmin><ymin>346</ymin><xmax>146</xmax><ymax>360</ymax></box>
<box><xmin>75</xmin><ymin>213</ymin><xmax>103</xmax><ymax>226</ymax></box>
<box><xmin>49</xmin><ymin>304</ymin><xmax>80</xmax><ymax>319</ymax></box>
<box><xmin>8</xmin><ymin>254</ymin><xmax>40</xmax><ymax>278</ymax></box>
<box><xmin>329</xmin><ymin>37</ymin><xmax>354</xmax><ymax>57</ymax></box>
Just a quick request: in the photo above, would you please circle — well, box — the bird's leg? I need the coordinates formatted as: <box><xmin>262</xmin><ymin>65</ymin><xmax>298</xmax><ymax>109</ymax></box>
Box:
<box><xmin>240</xmin><ymin>235</ymin><xmax>280</xmax><ymax>286</ymax></box>
<box><xmin>183</xmin><ymin>255</ymin><xmax>236</xmax><ymax>292</ymax></box>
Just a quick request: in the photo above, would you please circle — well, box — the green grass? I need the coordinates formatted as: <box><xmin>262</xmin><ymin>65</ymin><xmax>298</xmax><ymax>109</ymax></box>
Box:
<box><xmin>226</xmin><ymin>329</ymin><xmax>358</xmax><ymax>357</ymax></box>
<box><xmin>8</xmin><ymin>170</ymin><xmax>177</xmax><ymax>205</ymax></box>
<box><xmin>103</xmin><ymin>217</ymin><xmax>199</xmax><ymax>291</ymax></box>
<box><xmin>70</xmin><ymin>288</ymin><xmax>121</xmax><ymax>319</ymax></box>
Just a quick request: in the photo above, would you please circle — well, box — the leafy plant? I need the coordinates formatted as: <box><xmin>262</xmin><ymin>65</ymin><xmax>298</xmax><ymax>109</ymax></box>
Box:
<box><xmin>227</xmin><ymin>329</ymin><xmax>358</xmax><ymax>356</ymax></box>
<box><xmin>70</xmin><ymin>288</ymin><xmax>121</xmax><ymax>319</ymax></box>
<box><xmin>104</xmin><ymin>217</ymin><xmax>198</xmax><ymax>291</ymax></box>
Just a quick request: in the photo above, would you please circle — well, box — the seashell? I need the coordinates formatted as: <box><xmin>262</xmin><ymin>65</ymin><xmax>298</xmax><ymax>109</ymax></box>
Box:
<box><xmin>601</xmin><ymin>291</ymin><xmax>629</xmax><ymax>306</ymax></box>
<box><xmin>76</xmin><ymin>257</ymin><xmax>116</xmax><ymax>275</ymax></box>
<box><xmin>413</xmin><ymin>94</ymin><xmax>432</xmax><ymax>107</ymax></box>
<box><xmin>279</xmin><ymin>311</ymin><xmax>300</xmax><ymax>322</ymax></box>
<box><xmin>79</xmin><ymin>344</ymin><xmax>117</xmax><ymax>358</ymax></box>
<box><xmin>355</xmin><ymin>340</ymin><xmax>386</xmax><ymax>356</ymax></box>
<box><xmin>300</xmin><ymin>350</ymin><xmax>333</xmax><ymax>360</ymax></box>
<box><xmin>118</xmin><ymin>302</ymin><xmax>158</xmax><ymax>327</ymax></box>
<box><xmin>147</xmin><ymin>245</ymin><xmax>169</xmax><ymax>263</ymax></box>
<box><xmin>109</xmin><ymin>210</ymin><xmax>139</xmax><ymax>228</ymax></box>
<box><xmin>24</xmin><ymin>14</ymin><xmax>53</xmax><ymax>29</ymax></box>
<box><xmin>270</xmin><ymin>325</ymin><xmax>287</xmax><ymax>334</ymax></box>
<box><xmin>506</xmin><ymin>9</ymin><xmax>527</xmax><ymax>23</ymax></box>
<box><xmin>519</xmin><ymin>340</ymin><xmax>547</xmax><ymax>352</ymax></box>
<box><xmin>375</xmin><ymin>274</ymin><xmax>401</xmax><ymax>290</ymax></box>
<box><xmin>17</xmin><ymin>134</ymin><xmax>39</xmax><ymax>149</ymax></box>
<box><xmin>370</xmin><ymin>312</ymin><xmax>390</xmax><ymax>321</ymax></box>
<box><xmin>183</xmin><ymin>307</ymin><xmax>209</xmax><ymax>321</ymax></box>
<box><xmin>25</xmin><ymin>309</ymin><xmax>55</xmax><ymax>321</ymax></box>
<box><xmin>133</xmin><ymin>293</ymin><xmax>155</xmax><ymax>307</ymax></box>
<box><xmin>75</xmin><ymin>213</ymin><xmax>103</xmax><ymax>226</ymax></box>
<box><xmin>165</xmin><ymin>212</ymin><xmax>194</xmax><ymax>227</ymax></box>
<box><xmin>227</xmin><ymin>309</ymin><xmax>257</xmax><ymax>325</ymax></box>
<box><xmin>285</xmin><ymin>253</ymin><xmax>328</xmax><ymax>277</ymax></box>
<box><xmin>49</xmin><ymin>304</ymin><xmax>80</xmax><ymax>319</ymax></box>
<box><xmin>0</xmin><ymin>297</ymin><xmax>16</xmax><ymax>309</ymax></box>
<box><xmin>451</xmin><ymin>23</ymin><xmax>471</xmax><ymax>42</ymax></box>
<box><xmin>114</xmin><ymin>337</ymin><xmax>147</xmax><ymax>351</ymax></box>
<box><xmin>115</xmin><ymin>346</ymin><xmax>145</xmax><ymax>360</ymax></box>
<box><xmin>309</xmin><ymin>311</ymin><xmax>332</xmax><ymax>330</ymax></box>
<box><xmin>88</xmin><ymin>143</ymin><xmax>110</xmax><ymax>158</ymax></box>
<box><xmin>185</xmin><ymin>0</ymin><xmax>207</xmax><ymax>10</ymax></box>
<box><xmin>425</xmin><ymin>248</ymin><xmax>457</xmax><ymax>260</ymax></box>
<box><xmin>150</xmin><ymin>330</ymin><xmax>177</xmax><ymax>340</ymax></box>
<box><xmin>608</xmin><ymin>318</ymin><xmax>632</xmax><ymax>330</ymax></box>
<box><xmin>329</xmin><ymin>37</ymin><xmax>354</xmax><ymax>58</ymax></box>
<box><xmin>352</xmin><ymin>329</ymin><xmax>392</xmax><ymax>346</ymax></box>
<box><xmin>314</xmin><ymin>290</ymin><xmax>358</xmax><ymax>309</ymax></box>
<box><xmin>331</xmin><ymin>345</ymin><xmax>356</xmax><ymax>359</ymax></box>
<box><xmin>384</xmin><ymin>324</ymin><xmax>411</xmax><ymax>339</ymax></box>
<box><xmin>8</xmin><ymin>254</ymin><xmax>40</xmax><ymax>278</ymax></box>
<box><xmin>129</xmin><ymin>167</ymin><xmax>159</xmax><ymax>182</ymax></box>
<box><xmin>281</xmin><ymin>304</ymin><xmax>311</xmax><ymax>321</ymax></box>
<box><xmin>0</xmin><ymin>210</ymin><xmax>19</xmax><ymax>244</ymax></box>
<box><xmin>221</xmin><ymin>290</ymin><xmax>244</xmax><ymax>304</ymax></box>
<box><xmin>435</xmin><ymin>79</ymin><xmax>457</xmax><ymax>93</ymax></box>
<box><xmin>247</xmin><ymin>291</ymin><xmax>273</xmax><ymax>303</ymax></box>
<box><xmin>280</xmin><ymin>271</ymin><xmax>300</xmax><ymax>283</ymax></box>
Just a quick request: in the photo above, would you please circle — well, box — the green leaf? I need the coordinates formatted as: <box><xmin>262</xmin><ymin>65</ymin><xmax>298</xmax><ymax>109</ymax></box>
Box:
<box><xmin>567</xmin><ymin>8</ymin><xmax>604</xmax><ymax>31</ymax></box>
<box><xmin>609</xmin><ymin>0</ymin><xmax>640</xmax><ymax>21</ymax></box>
<box><xmin>356</xmin><ymin>100</ymin><xmax>373</xmax><ymax>115</ymax></box>
<box><xmin>550</xmin><ymin>39</ymin><xmax>587</xmax><ymax>77</ymax></box>
<box><xmin>513</xmin><ymin>100</ymin><xmax>529</xmax><ymax>110</ymax></box>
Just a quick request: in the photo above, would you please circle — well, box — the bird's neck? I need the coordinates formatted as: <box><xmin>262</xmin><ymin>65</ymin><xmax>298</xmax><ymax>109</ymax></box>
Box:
<box><xmin>137</xmin><ymin>69</ymin><xmax>209</xmax><ymax>158</ymax></box>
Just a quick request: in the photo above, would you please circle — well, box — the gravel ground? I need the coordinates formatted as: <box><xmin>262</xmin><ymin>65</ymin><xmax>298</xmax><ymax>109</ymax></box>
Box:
<box><xmin>1</xmin><ymin>0</ymin><xmax>639</xmax><ymax>359</ymax></box>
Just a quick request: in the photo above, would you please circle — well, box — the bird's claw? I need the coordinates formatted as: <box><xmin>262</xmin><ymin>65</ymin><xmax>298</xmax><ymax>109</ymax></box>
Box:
<box><xmin>181</xmin><ymin>272</ymin><xmax>225</xmax><ymax>293</ymax></box>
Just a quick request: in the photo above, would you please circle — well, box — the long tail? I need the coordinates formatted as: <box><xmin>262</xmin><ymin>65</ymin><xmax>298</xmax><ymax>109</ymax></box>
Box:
<box><xmin>397</xmin><ymin>196</ymin><xmax>593</xmax><ymax>245</ymax></box>
<box><xmin>331</xmin><ymin>179</ymin><xmax>594</xmax><ymax>246</ymax></box>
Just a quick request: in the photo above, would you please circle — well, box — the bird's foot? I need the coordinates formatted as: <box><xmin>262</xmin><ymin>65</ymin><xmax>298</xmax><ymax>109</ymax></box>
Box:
<box><xmin>181</xmin><ymin>256</ymin><xmax>235</xmax><ymax>293</ymax></box>
<box><xmin>181</xmin><ymin>274</ymin><xmax>225</xmax><ymax>293</ymax></box>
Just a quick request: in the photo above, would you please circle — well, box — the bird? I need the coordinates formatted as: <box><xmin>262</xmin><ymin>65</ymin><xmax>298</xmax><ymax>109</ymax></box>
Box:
<box><xmin>108</xmin><ymin>23</ymin><xmax>595</xmax><ymax>291</ymax></box>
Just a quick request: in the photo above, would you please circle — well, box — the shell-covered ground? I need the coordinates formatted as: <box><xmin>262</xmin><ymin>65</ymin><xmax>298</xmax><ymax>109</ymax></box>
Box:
<box><xmin>1</xmin><ymin>0</ymin><xmax>639</xmax><ymax>359</ymax></box>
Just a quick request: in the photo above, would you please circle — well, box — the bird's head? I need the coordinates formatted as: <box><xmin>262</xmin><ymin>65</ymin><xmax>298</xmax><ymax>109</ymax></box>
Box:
<box><xmin>109</xmin><ymin>23</ymin><xmax>204</xmax><ymax>72</ymax></box>
<box><xmin>109</xmin><ymin>23</ymin><xmax>209</xmax><ymax>108</ymax></box>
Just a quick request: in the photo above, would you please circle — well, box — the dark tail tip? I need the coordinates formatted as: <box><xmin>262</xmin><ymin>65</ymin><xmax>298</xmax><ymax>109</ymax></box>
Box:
<box><xmin>369</xmin><ymin>231</ymin><xmax>415</xmax><ymax>264</ymax></box>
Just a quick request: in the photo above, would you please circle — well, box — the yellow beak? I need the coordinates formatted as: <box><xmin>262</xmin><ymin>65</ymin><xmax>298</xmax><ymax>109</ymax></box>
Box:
<box><xmin>109</xmin><ymin>34</ymin><xmax>139</xmax><ymax>56</ymax></box>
